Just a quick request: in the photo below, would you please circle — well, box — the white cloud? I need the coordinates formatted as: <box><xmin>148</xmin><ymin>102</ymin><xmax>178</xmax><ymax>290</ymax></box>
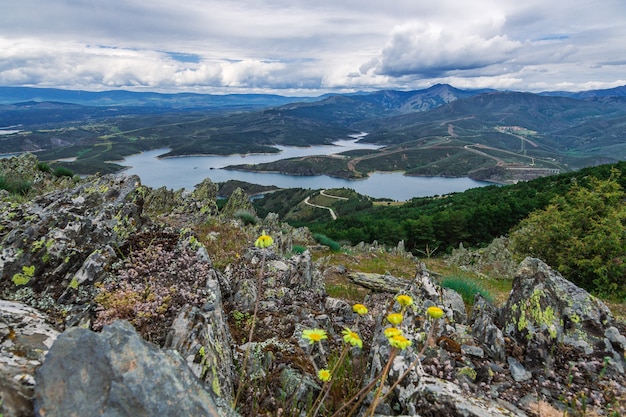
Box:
<box><xmin>0</xmin><ymin>0</ymin><xmax>625</xmax><ymax>93</ymax></box>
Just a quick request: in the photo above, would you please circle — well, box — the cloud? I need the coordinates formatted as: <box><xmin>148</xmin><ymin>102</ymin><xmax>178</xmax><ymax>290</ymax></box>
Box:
<box><xmin>364</xmin><ymin>23</ymin><xmax>522</xmax><ymax>78</ymax></box>
<box><xmin>1</xmin><ymin>0</ymin><xmax>625</xmax><ymax>93</ymax></box>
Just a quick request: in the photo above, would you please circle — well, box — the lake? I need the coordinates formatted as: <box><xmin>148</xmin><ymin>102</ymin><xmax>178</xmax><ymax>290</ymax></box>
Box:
<box><xmin>119</xmin><ymin>139</ymin><xmax>491</xmax><ymax>201</ymax></box>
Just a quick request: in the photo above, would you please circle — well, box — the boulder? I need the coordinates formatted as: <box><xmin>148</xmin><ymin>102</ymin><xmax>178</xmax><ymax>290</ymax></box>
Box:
<box><xmin>501</xmin><ymin>257</ymin><xmax>625</xmax><ymax>372</ymax></box>
<box><xmin>221</xmin><ymin>187</ymin><xmax>255</xmax><ymax>218</ymax></box>
<box><xmin>0</xmin><ymin>300</ymin><xmax>59</xmax><ymax>417</ymax></box>
<box><xmin>164</xmin><ymin>273</ymin><xmax>236</xmax><ymax>403</ymax></box>
<box><xmin>34</xmin><ymin>320</ymin><xmax>222</xmax><ymax>417</ymax></box>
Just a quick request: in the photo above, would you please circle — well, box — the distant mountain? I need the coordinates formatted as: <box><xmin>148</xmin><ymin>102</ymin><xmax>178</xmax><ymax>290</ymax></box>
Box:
<box><xmin>0</xmin><ymin>86</ymin><xmax>320</xmax><ymax>109</ymax></box>
<box><xmin>540</xmin><ymin>85</ymin><xmax>626</xmax><ymax>99</ymax></box>
<box><xmin>269</xmin><ymin>84</ymin><xmax>491</xmax><ymax>126</ymax></box>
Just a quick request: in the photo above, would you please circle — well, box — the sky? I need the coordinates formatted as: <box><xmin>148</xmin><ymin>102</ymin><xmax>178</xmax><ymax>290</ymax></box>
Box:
<box><xmin>1</xmin><ymin>0</ymin><xmax>626</xmax><ymax>96</ymax></box>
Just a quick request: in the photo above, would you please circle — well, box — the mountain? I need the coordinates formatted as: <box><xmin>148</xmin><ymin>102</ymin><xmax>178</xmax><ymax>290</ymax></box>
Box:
<box><xmin>0</xmin><ymin>86</ymin><xmax>320</xmax><ymax>109</ymax></box>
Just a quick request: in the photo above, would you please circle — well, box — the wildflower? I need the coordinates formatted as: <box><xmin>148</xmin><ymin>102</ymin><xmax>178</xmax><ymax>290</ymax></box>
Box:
<box><xmin>396</xmin><ymin>294</ymin><xmax>413</xmax><ymax>307</ymax></box>
<box><xmin>318</xmin><ymin>368</ymin><xmax>332</xmax><ymax>382</ymax></box>
<box><xmin>302</xmin><ymin>328</ymin><xmax>328</xmax><ymax>344</ymax></box>
<box><xmin>342</xmin><ymin>327</ymin><xmax>363</xmax><ymax>349</ymax></box>
<box><xmin>387</xmin><ymin>313</ymin><xmax>403</xmax><ymax>326</ymax></box>
<box><xmin>427</xmin><ymin>306</ymin><xmax>445</xmax><ymax>319</ymax></box>
<box><xmin>352</xmin><ymin>303</ymin><xmax>368</xmax><ymax>315</ymax></box>
<box><xmin>384</xmin><ymin>327</ymin><xmax>402</xmax><ymax>338</ymax></box>
<box><xmin>388</xmin><ymin>334</ymin><xmax>412</xmax><ymax>350</ymax></box>
<box><xmin>254</xmin><ymin>232</ymin><xmax>274</xmax><ymax>248</ymax></box>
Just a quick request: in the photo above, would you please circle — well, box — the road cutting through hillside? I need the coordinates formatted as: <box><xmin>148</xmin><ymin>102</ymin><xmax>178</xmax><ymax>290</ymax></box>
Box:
<box><xmin>303</xmin><ymin>189</ymin><xmax>347</xmax><ymax>220</ymax></box>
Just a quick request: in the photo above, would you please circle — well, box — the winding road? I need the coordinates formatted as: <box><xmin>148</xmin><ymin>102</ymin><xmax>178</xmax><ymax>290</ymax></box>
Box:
<box><xmin>303</xmin><ymin>189</ymin><xmax>348</xmax><ymax>220</ymax></box>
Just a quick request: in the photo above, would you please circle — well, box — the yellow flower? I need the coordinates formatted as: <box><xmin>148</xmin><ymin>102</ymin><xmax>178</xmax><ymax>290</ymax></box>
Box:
<box><xmin>384</xmin><ymin>327</ymin><xmax>402</xmax><ymax>338</ymax></box>
<box><xmin>396</xmin><ymin>294</ymin><xmax>413</xmax><ymax>307</ymax></box>
<box><xmin>318</xmin><ymin>368</ymin><xmax>332</xmax><ymax>382</ymax></box>
<box><xmin>427</xmin><ymin>306</ymin><xmax>445</xmax><ymax>319</ymax></box>
<box><xmin>342</xmin><ymin>327</ymin><xmax>363</xmax><ymax>349</ymax></box>
<box><xmin>254</xmin><ymin>232</ymin><xmax>274</xmax><ymax>248</ymax></box>
<box><xmin>352</xmin><ymin>303</ymin><xmax>368</xmax><ymax>315</ymax></box>
<box><xmin>387</xmin><ymin>313</ymin><xmax>403</xmax><ymax>326</ymax></box>
<box><xmin>302</xmin><ymin>328</ymin><xmax>328</xmax><ymax>344</ymax></box>
<box><xmin>388</xmin><ymin>334</ymin><xmax>412</xmax><ymax>350</ymax></box>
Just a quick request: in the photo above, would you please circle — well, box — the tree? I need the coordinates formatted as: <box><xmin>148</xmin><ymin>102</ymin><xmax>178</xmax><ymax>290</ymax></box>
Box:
<box><xmin>509</xmin><ymin>169</ymin><xmax>626</xmax><ymax>299</ymax></box>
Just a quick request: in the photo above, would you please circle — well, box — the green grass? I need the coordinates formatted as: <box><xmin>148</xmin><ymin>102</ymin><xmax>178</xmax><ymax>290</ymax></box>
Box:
<box><xmin>440</xmin><ymin>275</ymin><xmax>494</xmax><ymax>306</ymax></box>
<box><xmin>0</xmin><ymin>174</ymin><xmax>32</xmax><ymax>195</ymax></box>
<box><xmin>313</xmin><ymin>233</ymin><xmax>342</xmax><ymax>252</ymax></box>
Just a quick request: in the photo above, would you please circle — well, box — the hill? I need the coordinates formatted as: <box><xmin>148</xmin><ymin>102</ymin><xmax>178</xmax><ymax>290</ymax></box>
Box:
<box><xmin>1</xmin><ymin>84</ymin><xmax>626</xmax><ymax>182</ymax></box>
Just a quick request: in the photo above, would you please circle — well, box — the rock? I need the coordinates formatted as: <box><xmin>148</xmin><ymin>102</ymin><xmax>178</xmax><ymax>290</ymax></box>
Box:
<box><xmin>382</xmin><ymin>375</ymin><xmax>527</xmax><ymax>416</ymax></box>
<box><xmin>34</xmin><ymin>320</ymin><xmax>222</xmax><ymax>417</ymax></box>
<box><xmin>221</xmin><ymin>187</ymin><xmax>255</xmax><ymax>218</ymax></box>
<box><xmin>347</xmin><ymin>271</ymin><xmax>409</xmax><ymax>293</ymax></box>
<box><xmin>442</xmin><ymin>287</ymin><xmax>467</xmax><ymax>323</ymax></box>
<box><xmin>501</xmin><ymin>257</ymin><xmax>624</xmax><ymax>373</ymax></box>
<box><xmin>164</xmin><ymin>274</ymin><xmax>236</xmax><ymax>402</ymax></box>
<box><xmin>0</xmin><ymin>300</ymin><xmax>59</xmax><ymax>417</ymax></box>
<box><xmin>470</xmin><ymin>295</ymin><xmax>506</xmax><ymax>363</ymax></box>
<box><xmin>507</xmin><ymin>356</ymin><xmax>532</xmax><ymax>382</ymax></box>
<box><xmin>0</xmin><ymin>174</ymin><xmax>144</xmax><ymax>321</ymax></box>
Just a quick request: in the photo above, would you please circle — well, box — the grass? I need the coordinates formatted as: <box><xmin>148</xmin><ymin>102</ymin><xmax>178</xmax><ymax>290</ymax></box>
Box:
<box><xmin>440</xmin><ymin>275</ymin><xmax>495</xmax><ymax>306</ymax></box>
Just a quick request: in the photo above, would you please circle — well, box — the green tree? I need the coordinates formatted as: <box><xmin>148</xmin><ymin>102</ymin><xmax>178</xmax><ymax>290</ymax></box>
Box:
<box><xmin>510</xmin><ymin>170</ymin><xmax>626</xmax><ymax>299</ymax></box>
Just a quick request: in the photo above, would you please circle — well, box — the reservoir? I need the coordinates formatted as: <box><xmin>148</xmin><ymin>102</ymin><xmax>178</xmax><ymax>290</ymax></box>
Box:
<box><xmin>119</xmin><ymin>139</ymin><xmax>490</xmax><ymax>201</ymax></box>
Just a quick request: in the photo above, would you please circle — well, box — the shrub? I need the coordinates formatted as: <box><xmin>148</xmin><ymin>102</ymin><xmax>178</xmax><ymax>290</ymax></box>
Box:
<box><xmin>234</xmin><ymin>209</ymin><xmax>258</xmax><ymax>225</ymax></box>
<box><xmin>291</xmin><ymin>244</ymin><xmax>307</xmax><ymax>254</ymax></box>
<box><xmin>0</xmin><ymin>174</ymin><xmax>32</xmax><ymax>195</ymax></box>
<box><xmin>37</xmin><ymin>162</ymin><xmax>52</xmax><ymax>173</ymax></box>
<box><xmin>509</xmin><ymin>171</ymin><xmax>626</xmax><ymax>300</ymax></box>
<box><xmin>313</xmin><ymin>233</ymin><xmax>341</xmax><ymax>252</ymax></box>
<box><xmin>53</xmin><ymin>166</ymin><xmax>74</xmax><ymax>178</ymax></box>
<box><xmin>440</xmin><ymin>275</ymin><xmax>494</xmax><ymax>306</ymax></box>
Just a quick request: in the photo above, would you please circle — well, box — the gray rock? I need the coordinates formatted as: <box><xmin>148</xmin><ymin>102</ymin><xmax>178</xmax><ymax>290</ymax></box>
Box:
<box><xmin>470</xmin><ymin>295</ymin><xmax>506</xmax><ymax>363</ymax></box>
<box><xmin>507</xmin><ymin>356</ymin><xmax>532</xmax><ymax>382</ymax></box>
<box><xmin>221</xmin><ymin>187</ymin><xmax>255</xmax><ymax>218</ymax></box>
<box><xmin>501</xmin><ymin>258</ymin><xmax>624</xmax><ymax>373</ymax></box>
<box><xmin>35</xmin><ymin>320</ymin><xmax>221</xmax><ymax>417</ymax></box>
<box><xmin>0</xmin><ymin>300</ymin><xmax>59</xmax><ymax>417</ymax></box>
<box><xmin>164</xmin><ymin>276</ymin><xmax>236</xmax><ymax>402</ymax></box>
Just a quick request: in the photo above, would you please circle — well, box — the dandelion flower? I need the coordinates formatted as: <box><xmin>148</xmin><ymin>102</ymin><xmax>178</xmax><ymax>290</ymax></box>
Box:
<box><xmin>388</xmin><ymin>334</ymin><xmax>412</xmax><ymax>350</ymax></box>
<box><xmin>302</xmin><ymin>328</ymin><xmax>328</xmax><ymax>344</ymax></box>
<box><xmin>384</xmin><ymin>327</ymin><xmax>402</xmax><ymax>338</ymax></box>
<box><xmin>318</xmin><ymin>368</ymin><xmax>332</xmax><ymax>382</ymax></box>
<box><xmin>254</xmin><ymin>232</ymin><xmax>274</xmax><ymax>248</ymax></box>
<box><xmin>387</xmin><ymin>313</ymin><xmax>403</xmax><ymax>326</ymax></box>
<box><xmin>342</xmin><ymin>327</ymin><xmax>363</xmax><ymax>349</ymax></box>
<box><xmin>396</xmin><ymin>294</ymin><xmax>413</xmax><ymax>307</ymax></box>
<box><xmin>352</xmin><ymin>303</ymin><xmax>368</xmax><ymax>315</ymax></box>
<box><xmin>427</xmin><ymin>306</ymin><xmax>444</xmax><ymax>319</ymax></box>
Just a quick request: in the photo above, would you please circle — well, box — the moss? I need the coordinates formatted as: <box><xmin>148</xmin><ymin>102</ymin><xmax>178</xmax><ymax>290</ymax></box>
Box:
<box><xmin>457</xmin><ymin>366</ymin><xmax>477</xmax><ymax>381</ymax></box>
<box><xmin>514</xmin><ymin>288</ymin><xmax>559</xmax><ymax>339</ymax></box>
<box><xmin>69</xmin><ymin>277</ymin><xmax>79</xmax><ymax>289</ymax></box>
<box><xmin>12</xmin><ymin>265</ymin><xmax>35</xmax><ymax>286</ymax></box>
<box><xmin>211</xmin><ymin>368</ymin><xmax>221</xmax><ymax>397</ymax></box>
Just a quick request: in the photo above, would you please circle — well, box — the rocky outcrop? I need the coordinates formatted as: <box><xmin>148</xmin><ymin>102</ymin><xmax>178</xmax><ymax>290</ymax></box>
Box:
<box><xmin>34</xmin><ymin>320</ymin><xmax>222</xmax><ymax>417</ymax></box>
<box><xmin>0</xmin><ymin>174</ymin><xmax>145</xmax><ymax>324</ymax></box>
<box><xmin>502</xmin><ymin>257</ymin><xmax>625</xmax><ymax>373</ymax></box>
<box><xmin>221</xmin><ymin>187</ymin><xmax>255</xmax><ymax>218</ymax></box>
<box><xmin>0</xmin><ymin>301</ymin><xmax>58</xmax><ymax>417</ymax></box>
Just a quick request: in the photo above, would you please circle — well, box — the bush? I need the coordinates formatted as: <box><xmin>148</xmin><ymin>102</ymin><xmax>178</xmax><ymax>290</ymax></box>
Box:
<box><xmin>291</xmin><ymin>244</ymin><xmax>307</xmax><ymax>254</ymax></box>
<box><xmin>313</xmin><ymin>233</ymin><xmax>341</xmax><ymax>252</ymax></box>
<box><xmin>0</xmin><ymin>174</ymin><xmax>32</xmax><ymax>195</ymax></box>
<box><xmin>510</xmin><ymin>171</ymin><xmax>626</xmax><ymax>300</ymax></box>
<box><xmin>234</xmin><ymin>209</ymin><xmax>258</xmax><ymax>225</ymax></box>
<box><xmin>440</xmin><ymin>275</ymin><xmax>494</xmax><ymax>306</ymax></box>
<box><xmin>53</xmin><ymin>166</ymin><xmax>74</xmax><ymax>178</ymax></box>
<box><xmin>37</xmin><ymin>162</ymin><xmax>52</xmax><ymax>173</ymax></box>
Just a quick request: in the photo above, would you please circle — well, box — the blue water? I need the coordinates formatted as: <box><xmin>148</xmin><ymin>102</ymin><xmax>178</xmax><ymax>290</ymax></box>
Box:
<box><xmin>119</xmin><ymin>139</ymin><xmax>490</xmax><ymax>201</ymax></box>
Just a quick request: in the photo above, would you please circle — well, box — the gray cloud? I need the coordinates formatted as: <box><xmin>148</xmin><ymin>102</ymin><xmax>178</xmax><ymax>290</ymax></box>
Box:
<box><xmin>0</xmin><ymin>0</ymin><xmax>625</xmax><ymax>94</ymax></box>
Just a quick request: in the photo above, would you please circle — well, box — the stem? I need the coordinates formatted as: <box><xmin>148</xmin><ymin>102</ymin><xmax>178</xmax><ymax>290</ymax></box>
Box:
<box><xmin>379</xmin><ymin>322</ymin><xmax>437</xmax><ymax>404</ymax></box>
<box><xmin>232</xmin><ymin>251</ymin><xmax>266</xmax><ymax>411</ymax></box>
<box><xmin>307</xmin><ymin>345</ymin><xmax>350</xmax><ymax>417</ymax></box>
<box><xmin>366</xmin><ymin>348</ymin><xmax>398</xmax><ymax>417</ymax></box>
<box><xmin>328</xmin><ymin>368</ymin><xmax>386</xmax><ymax>417</ymax></box>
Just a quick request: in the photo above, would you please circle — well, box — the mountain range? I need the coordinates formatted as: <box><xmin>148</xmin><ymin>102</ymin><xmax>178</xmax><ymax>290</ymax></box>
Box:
<box><xmin>1</xmin><ymin>84</ymin><xmax>625</xmax><ymax>183</ymax></box>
